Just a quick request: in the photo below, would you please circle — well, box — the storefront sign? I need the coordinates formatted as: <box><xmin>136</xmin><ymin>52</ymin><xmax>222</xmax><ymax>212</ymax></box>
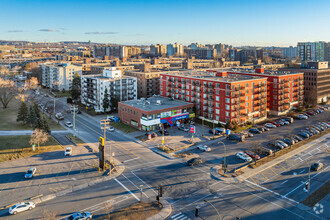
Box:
<box><xmin>190</xmin><ymin>125</ymin><xmax>195</xmax><ymax>133</ymax></box>
<box><xmin>161</xmin><ymin>111</ymin><xmax>171</xmax><ymax>118</ymax></box>
<box><xmin>171</xmin><ymin>109</ymin><xmax>182</xmax><ymax>116</ymax></box>
<box><xmin>140</xmin><ymin>118</ymin><xmax>161</xmax><ymax>126</ymax></box>
<box><xmin>189</xmin><ymin>113</ymin><xmax>195</xmax><ymax>118</ymax></box>
<box><xmin>160</xmin><ymin>113</ymin><xmax>189</xmax><ymax>126</ymax></box>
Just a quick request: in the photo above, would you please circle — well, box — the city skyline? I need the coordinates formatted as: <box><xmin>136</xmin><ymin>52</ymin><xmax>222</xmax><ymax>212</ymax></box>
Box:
<box><xmin>1</xmin><ymin>0</ymin><xmax>330</xmax><ymax>47</ymax></box>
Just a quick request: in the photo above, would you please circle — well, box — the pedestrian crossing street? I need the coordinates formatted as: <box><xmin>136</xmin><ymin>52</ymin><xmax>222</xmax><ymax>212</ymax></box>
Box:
<box><xmin>171</xmin><ymin>212</ymin><xmax>191</xmax><ymax>220</ymax></box>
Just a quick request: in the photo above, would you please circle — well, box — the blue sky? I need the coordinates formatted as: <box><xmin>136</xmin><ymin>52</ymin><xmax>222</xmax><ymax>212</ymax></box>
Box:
<box><xmin>1</xmin><ymin>0</ymin><xmax>329</xmax><ymax>46</ymax></box>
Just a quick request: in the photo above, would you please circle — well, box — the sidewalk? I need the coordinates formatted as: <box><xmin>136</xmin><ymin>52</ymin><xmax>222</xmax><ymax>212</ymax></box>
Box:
<box><xmin>146</xmin><ymin>199</ymin><xmax>172</xmax><ymax>220</ymax></box>
<box><xmin>0</xmin><ymin>130</ymin><xmax>70</xmax><ymax>136</ymax></box>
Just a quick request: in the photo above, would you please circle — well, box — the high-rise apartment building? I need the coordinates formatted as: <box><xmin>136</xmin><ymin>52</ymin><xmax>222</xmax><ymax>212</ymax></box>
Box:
<box><xmin>93</xmin><ymin>45</ymin><xmax>141</xmax><ymax>59</ymax></box>
<box><xmin>80</xmin><ymin>67</ymin><xmax>137</xmax><ymax>112</ymax></box>
<box><xmin>160</xmin><ymin>70</ymin><xmax>268</xmax><ymax>125</ymax></box>
<box><xmin>41</xmin><ymin>62</ymin><xmax>82</xmax><ymax>91</ymax></box>
<box><xmin>167</xmin><ymin>43</ymin><xmax>184</xmax><ymax>56</ymax></box>
<box><xmin>297</xmin><ymin>41</ymin><xmax>326</xmax><ymax>62</ymax></box>
<box><xmin>326</xmin><ymin>42</ymin><xmax>330</xmax><ymax>62</ymax></box>
<box><xmin>282</xmin><ymin>61</ymin><xmax>330</xmax><ymax>104</ymax></box>
<box><xmin>282</xmin><ymin>46</ymin><xmax>298</xmax><ymax>59</ymax></box>
<box><xmin>150</xmin><ymin>44</ymin><xmax>167</xmax><ymax>57</ymax></box>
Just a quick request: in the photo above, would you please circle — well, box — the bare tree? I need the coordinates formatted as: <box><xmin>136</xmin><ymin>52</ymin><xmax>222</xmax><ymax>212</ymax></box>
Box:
<box><xmin>0</xmin><ymin>77</ymin><xmax>17</xmax><ymax>108</ymax></box>
<box><xmin>42</xmin><ymin>209</ymin><xmax>58</xmax><ymax>220</ymax></box>
<box><xmin>24</xmin><ymin>77</ymin><xmax>39</xmax><ymax>90</ymax></box>
<box><xmin>30</xmin><ymin>129</ymin><xmax>49</xmax><ymax>150</ymax></box>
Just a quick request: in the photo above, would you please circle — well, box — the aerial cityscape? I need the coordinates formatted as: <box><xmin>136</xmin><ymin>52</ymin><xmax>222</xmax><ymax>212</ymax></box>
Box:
<box><xmin>0</xmin><ymin>0</ymin><xmax>329</xmax><ymax>220</ymax></box>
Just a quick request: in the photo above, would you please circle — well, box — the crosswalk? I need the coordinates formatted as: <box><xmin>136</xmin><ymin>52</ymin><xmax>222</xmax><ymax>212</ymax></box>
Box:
<box><xmin>171</xmin><ymin>212</ymin><xmax>191</xmax><ymax>220</ymax></box>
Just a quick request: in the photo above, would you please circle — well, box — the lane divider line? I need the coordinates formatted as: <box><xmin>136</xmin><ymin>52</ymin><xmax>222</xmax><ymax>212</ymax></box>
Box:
<box><xmin>115</xmin><ymin>178</ymin><xmax>140</xmax><ymax>201</ymax></box>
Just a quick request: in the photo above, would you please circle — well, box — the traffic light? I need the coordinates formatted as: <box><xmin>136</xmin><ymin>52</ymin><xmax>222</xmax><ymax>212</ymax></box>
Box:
<box><xmin>159</xmin><ymin>186</ymin><xmax>164</xmax><ymax>197</ymax></box>
<box><xmin>195</xmin><ymin>208</ymin><xmax>199</xmax><ymax>217</ymax></box>
<box><xmin>305</xmin><ymin>182</ymin><xmax>309</xmax><ymax>190</ymax></box>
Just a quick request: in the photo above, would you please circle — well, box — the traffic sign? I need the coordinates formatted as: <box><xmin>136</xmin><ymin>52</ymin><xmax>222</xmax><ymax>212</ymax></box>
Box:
<box><xmin>190</xmin><ymin>125</ymin><xmax>195</xmax><ymax>133</ymax></box>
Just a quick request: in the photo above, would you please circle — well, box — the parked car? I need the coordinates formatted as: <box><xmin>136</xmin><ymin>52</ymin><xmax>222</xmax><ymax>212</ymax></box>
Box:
<box><xmin>178</xmin><ymin>125</ymin><xmax>189</xmax><ymax>132</ymax></box>
<box><xmin>262</xmin><ymin>126</ymin><xmax>270</xmax><ymax>131</ymax></box>
<box><xmin>311</xmin><ymin>162</ymin><xmax>324</xmax><ymax>171</ymax></box>
<box><xmin>227</xmin><ymin>134</ymin><xmax>245</xmax><ymax>142</ymax></box>
<box><xmin>65</xmin><ymin>121</ymin><xmax>73</xmax><ymax>128</ymax></box>
<box><xmin>107</xmin><ymin>126</ymin><xmax>115</xmax><ymax>132</ymax></box>
<box><xmin>244</xmin><ymin>150</ymin><xmax>260</xmax><ymax>160</ymax></box>
<box><xmin>282</xmin><ymin>138</ymin><xmax>294</xmax><ymax>146</ymax></box>
<box><xmin>279</xmin><ymin>119</ymin><xmax>290</xmax><ymax>125</ymax></box>
<box><xmin>293</xmin><ymin>135</ymin><xmax>304</xmax><ymax>141</ymax></box>
<box><xmin>9</xmin><ymin>202</ymin><xmax>35</xmax><ymax>215</ymax></box>
<box><xmin>214</xmin><ymin>127</ymin><xmax>226</xmax><ymax>134</ymax></box>
<box><xmin>66</xmin><ymin>211</ymin><xmax>92</xmax><ymax>220</ymax></box>
<box><xmin>64</xmin><ymin>147</ymin><xmax>72</xmax><ymax>156</ymax></box>
<box><xmin>269</xmin><ymin>121</ymin><xmax>281</xmax><ymax>127</ymax></box>
<box><xmin>107</xmin><ymin>116</ymin><xmax>115</xmax><ymax>122</ymax></box>
<box><xmin>256</xmin><ymin>127</ymin><xmax>265</xmax><ymax>132</ymax></box>
<box><xmin>249</xmin><ymin>128</ymin><xmax>262</xmax><ymax>134</ymax></box>
<box><xmin>197</xmin><ymin>145</ymin><xmax>211</xmax><ymax>152</ymax></box>
<box><xmin>55</xmin><ymin>112</ymin><xmax>64</xmax><ymax>120</ymax></box>
<box><xmin>158</xmin><ymin>130</ymin><xmax>169</xmax><ymax>135</ymax></box>
<box><xmin>240</xmin><ymin>131</ymin><xmax>253</xmax><ymax>137</ymax></box>
<box><xmin>257</xmin><ymin>147</ymin><xmax>273</xmax><ymax>156</ymax></box>
<box><xmin>264</xmin><ymin>123</ymin><xmax>276</xmax><ymax>128</ymax></box>
<box><xmin>186</xmin><ymin>158</ymin><xmax>203</xmax><ymax>166</ymax></box>
<box><xmin>301</xmin><ymin>130</ymin><xmax>313</xmax><ymax>137</ymax></box>
<box><xmin>282</xmin><ymin>117</ymin><xmax>294</xmax><ymax>123</ymax></box>
<box><xmin>276</xmin><ymin>140</ymin><xmax>288</xmax><ymax>148</ymax></box>
<box><xmin>145</xmin><ymin>132</ymin><xmax>157</xmax><ymax>138</ymax></box>
<box><xmin>236</xmin><ymin>152</ymin><xmax>252</xmax><ymax>162</ymax></box>
<box><xmin>209</xmin><ymin>129</ymin><xmax>220</xmax><ymax>135</ymax></box>
<box><xmin>25</xmin><ymin>167</ymin><xmax>37</xmax><ymax>179</ymax></box>
<box><xmin>297</xmin><ymin>114</ymin><xmax>308</xmax><ymax>120</ymax></box>
<box><xmin>269</xmin><ymin>141</ymin><xmax>283</xmax><ymax>150</ymax></box>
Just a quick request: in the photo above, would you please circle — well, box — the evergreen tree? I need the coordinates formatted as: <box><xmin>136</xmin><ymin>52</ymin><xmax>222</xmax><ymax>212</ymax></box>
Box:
<box><xmin>102</xmin><ymin>87</ymin><xmax>110</xmax><ymax>112</ymax></box>
<box><xmin>71</xmin><ymin>73</ymin><xmax>81</xmax><ymax>102</ymax></box>
<box><xmin>16</xmin><ymin>101</ymin><xmax>28</xmax><ymax>124</ymax></box>
<box><xmin>41</xmin><ymin>116</ymin><xmax>50</xmax><ymax>134</ymax></box>
<box><xmin>26</xmin><ymin>105</ymin><xmax>37</xmax><ymax>127</ymax></box>
<box><xmin>33</xmin><ymin>102</ymin><xmax>41</xmax><ymax>120</ymax></box>
<box><xmin>110</xmin><ymin>96</ymin><xmax>119</xmax><ymax>113</ymax></box>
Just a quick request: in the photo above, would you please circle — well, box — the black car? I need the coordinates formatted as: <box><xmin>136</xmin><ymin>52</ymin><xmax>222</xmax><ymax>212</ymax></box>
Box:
<box><xmin>250</xmin><ymin>128</ymin><xmax>262</xmax><ymax>134</ymax></box>
<box><xmin>311</xmin><ymin>162</ymin><xmax>324</xmax><ymax>171</ymax></box>
<box><xmin>282</xmin><ymin>138</ymin><xmax>294</xmax><ymax>146</ymax></box>
<box><xmin>186</xmin><ymin>158</ymin><xmax>203</xmax><ymax>166</ymax></box>
<box><xmin>262</xmin><ymin>126</ymin><xmax>270</xmax><ymax>131</ymax></box>
<box><xmin>257</xmin><ymin>127</ymin><xmax>265</xmax><ymax>132</ymax></box>
<box><xmin>227</xmin><ymin>134</ymin><xmax>245</xmax><ymax>142</ymax></box>
<box><xmin>158</xmin><ymin>130</ymin><xmax>169</xmax><ymax>136</ymax></box>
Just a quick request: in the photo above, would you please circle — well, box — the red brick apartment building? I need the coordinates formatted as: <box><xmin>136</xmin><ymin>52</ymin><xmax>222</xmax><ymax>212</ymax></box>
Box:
<box><xmin>159</xmin><ymin>70</ymin><xmax>268</xmax><ymax>125</ymax></box>
<box><xmin>221</xmin><ymin>68</ymin><xmax>304</xmax><ymax>115</ymax></box>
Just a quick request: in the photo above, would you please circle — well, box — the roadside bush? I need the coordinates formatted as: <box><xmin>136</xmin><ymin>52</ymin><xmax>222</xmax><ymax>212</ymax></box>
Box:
<box><xmin>67</xmin><ymin>97</ymin><xmax>72</xmax><ymax>104</ymax></box>
<box><xmin>246</xmin><ymin>121</ymin><xmax>252</xmax><ymax>125</ymax></box>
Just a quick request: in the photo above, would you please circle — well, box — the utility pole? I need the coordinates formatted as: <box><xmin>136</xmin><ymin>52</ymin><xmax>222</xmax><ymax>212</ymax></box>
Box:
<box><xmin>213</xmin><ymin>120</ymin><xmax>215</xmax><ymax>139</ymax></box>
<box><xmin>219</xmin><ymin>141</ymin><xmax>227</xmax><ymax>173</ymax></box>
<box><xmin>73</xmin><ymin>105</ymin><xmax>78</xmax><ymax>137</ymax></box>
<box><xmin>308</xmin><ymin>163</ymin><xmax>311</xmax><ymax>196</ymax></box>
<box><xmin>53</xmin><ymin>97</ymin><xmax>56</xmax><ymax>115</ymax></box>
<box><xmin>100</xmin><ymin>119</ymin><xmax>111</xmax><ymax>172</ymax></box>
<box><xmin>202</xmin><ymin>118</ymin><xmax>204</xmax><ymax>137</ymax></box>
<box><xmin>162</xmin><ymin>123</ymin><xmax>165</xmax><ymax>146</ymax></box>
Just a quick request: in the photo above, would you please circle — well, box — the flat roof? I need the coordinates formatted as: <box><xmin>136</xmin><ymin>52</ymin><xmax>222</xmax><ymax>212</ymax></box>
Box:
<box><xmin>162</xmin><ymin>69</ymin><xmax>267</xmax><ymax>83</ymax></box>
<box><xmin>120</xmin><ymin>96</ymin><xmax>193</xmax><ymax>112</ymax></box>
<box><xmin>227</xmin><ymin>68</ymin><xmax>303</xmax><ymax>76</ymax></box>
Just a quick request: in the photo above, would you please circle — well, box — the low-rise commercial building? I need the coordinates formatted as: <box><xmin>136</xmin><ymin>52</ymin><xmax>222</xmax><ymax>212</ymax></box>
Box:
<box><xmin>41</xmin><ymin>62</ymin><xmax>82</xmax><ymax>91</ymax></box>
<box><xmin>118</xmin><ymin>96</ymin><xmax>194</xmax><ymax>131</ymax></box>
<box><xmin>81</xmin><ymin>67</ymin><xmax>137</xmax><ymax>112</ymax></box>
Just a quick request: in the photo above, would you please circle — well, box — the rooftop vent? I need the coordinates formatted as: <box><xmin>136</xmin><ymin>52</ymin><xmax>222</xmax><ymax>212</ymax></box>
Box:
<box><xmin>156</xmin><ymin>100</ymin><xmax>162</xmax><ymax>105</ymax></box>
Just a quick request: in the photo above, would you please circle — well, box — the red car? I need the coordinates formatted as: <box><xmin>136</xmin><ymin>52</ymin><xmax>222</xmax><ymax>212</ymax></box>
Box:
<box><xmin>244</xmin><ymin>150</ymin><xmax>260</xmax><ymax>160</ymax></box>
<box><xmin>269</xmin><ymin>121</ymin><xmax>281</xmax><ymax>127</ymax></box>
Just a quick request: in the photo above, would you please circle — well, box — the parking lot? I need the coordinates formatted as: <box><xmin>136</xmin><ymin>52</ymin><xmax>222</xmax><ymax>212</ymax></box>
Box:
<box><xmin>0</xmin><ymin>144</ymin><xmax>100</xmax><ymax>209</ymax></box>
<box><xmin>178</xmin><ymin>108</ymin><xmax>330</xmax><ymax>171</ymax></box>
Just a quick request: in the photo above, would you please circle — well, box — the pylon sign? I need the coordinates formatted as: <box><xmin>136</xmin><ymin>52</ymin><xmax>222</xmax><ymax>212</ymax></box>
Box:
<box><xmin>99</xmin><ymin>137</ymin><xmax>105</xmax><ymax>169</ymax></box>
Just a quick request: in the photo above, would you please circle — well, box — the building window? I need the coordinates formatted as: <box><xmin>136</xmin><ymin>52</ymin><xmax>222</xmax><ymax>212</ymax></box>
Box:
<box><xmin>216</xmin><ymin>103</ymin><xmax>220</xmax><ymax>108</ymax></box>
<box><xmin>216</xmin><ymin>116</ymin><xmax>219</xmax><ymax>121</ymax></box>
<box><xmin>216</xmin><ymin>96</ymin><xmax>220</xmax><ymax>101</ymax></box>
<box><xmin>226</xmin><ymin>91</ymin><xmax>230</xmax><ymax>96</ymax></box>
<box><xmin>225</xmin><ymin>111</ymin><xmax>230</xmax><ymax>117</ymax></box>
<box><xmin>225</xmin><ymin>105</ymin><xmax>230</xmax><ymax>110</ymax></box>
<box><xmin>246</xmin><ymin>96</ymin><xmax>249</xmax><ymax>101</ymax></box>
<box><xmin>246</xmin><ymin>83</ymin><xmax>249</xmax><ymax>87</ymax></box>
<box><xmin>186</xmin><ymin>97</ymin><xmax>189</xmax><ymax>101</ymax></box>
<box><xmin>216</xmin><ymin>109</ymin><xmax>220</xmax><ymax>114</ymax></box>
<box><xmin>246</xmin><ymin>102</ymin><xmax>249</xmax><ymax>107</ymax></box>
<box><xmin>226</xmin><ymin>84</ymin><xmax>230</xmax><ymax>90</ymax></box>
<box><xmin>216</xmin><ymin>90</ymin><xmax>220</xmax><ymax>95</ymax></box>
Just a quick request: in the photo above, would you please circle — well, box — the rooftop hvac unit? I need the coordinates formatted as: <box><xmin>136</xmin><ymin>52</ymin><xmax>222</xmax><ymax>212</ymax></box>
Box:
<box><xmin>156</xmin><ymin>100</ymin><xmax>162</xmax><ymax>105</ymax></box>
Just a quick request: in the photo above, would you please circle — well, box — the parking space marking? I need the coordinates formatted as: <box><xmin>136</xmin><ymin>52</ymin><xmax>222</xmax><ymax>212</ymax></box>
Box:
<box><xmin>260</xmin><ymin>172</ymin><xmax>269</xmax><ymax>181</ymax></box>
<box><xmin>249</xmin><ymin>177</ymin><xmax>258</xmax><ymax>185</ymax></box>
<box><xmin>67</xmin><ymin>163</ymin><xmax>75</xmax><ymax>176</ymax></box>
<box><xmin>270</xmin><ymin>168</ymin><xmax>277</xmax><ymax>175</ymax></box>
<box><xmin>280</xmin><ymin>180</ymin><xmax>288</xmax><ymax>185</ymax></box>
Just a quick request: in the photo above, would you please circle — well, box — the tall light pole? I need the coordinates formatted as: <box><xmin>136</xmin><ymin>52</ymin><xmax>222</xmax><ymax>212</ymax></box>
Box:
<box><xmin>218</xmin><ymin>141</ymin><xmax>227</xmax><ymax>173</ymax></box>
<box><xmin>72</xmin><ymin>105</ymin><xmax>78</xmax><ymax>137</ymax></box>
<box><xmin>53</xmin><ymin>97</ymin><xmax>56</xmax><ymax>115</ymax></box>
<box><xmin>203</xmin><ymin>199</ymin><xmax>221</xmax><ymax>220</ymax></box>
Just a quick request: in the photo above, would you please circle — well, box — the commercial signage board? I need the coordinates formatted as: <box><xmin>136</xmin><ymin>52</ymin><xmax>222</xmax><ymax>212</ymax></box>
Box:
<box><xmin>161</xmin><ymin>111</ymin><xmax>171</xmax><ymax>118</ymax></box>
<box><xmin>190</xmin><ymin>125</ymin><xmax>195</xmax><ymax>133</ymax></box>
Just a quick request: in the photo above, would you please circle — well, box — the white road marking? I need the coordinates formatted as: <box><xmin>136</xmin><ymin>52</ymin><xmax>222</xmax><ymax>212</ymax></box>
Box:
<box><xmin>179</xmin><ymin>194</ymin><xmax>211</xmax><ymax>211</ymax></box>
<box><xmin>131</xmin><ymin>170</ymin><xmax>158</xmax><ymax>194</ymax></box>
<box><xmin>171</xmin><ymin>212</ymin><xmax>182</xmax><ymax>218</ymax></box>
<box><xmin>123</xmin><ymin>157</ymin><xmax>139</xmax><ymax>163</ymax></box>
<box><xmin>232</xmin><ymin>184</ymin><xmax>305</xmax><ymax>219</ymax></box>
<box><xmin>122</xmin><ymin>174</ymin><xmax>149</xmax><ymax>198</ymax></box>
<box><xmin>284</xmin><ymin>166</ymin><xmax>329</xmax><ymax>197</ymax></box>
<box><xmin>173</xmin><ymin>214</ymin><xmax>185</xmax><ymax>220</ymax></box>
<box><xmin>280</xmin><ymin>180</ymin><xmax>288</xmax><ymax>185</ymax></box>
<box><xmin>298</xmin><ymin>169</ymin><xmax>305</xmax><ymax>174</ymax></box>
<box><xmin>245</xmin><ymin>180</ymin><xmax>299</xmax><ymax>205</ymax></box>
<box><xmin>115</xmin><ymin>178</ymin><xmax>140</xmax><ymax>201</ymax></box>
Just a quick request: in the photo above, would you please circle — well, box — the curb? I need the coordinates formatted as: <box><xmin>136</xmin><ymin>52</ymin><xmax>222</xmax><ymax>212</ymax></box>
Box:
<box><xmin>27</xmin><ymin>158</ymin><xmax>125</xmax><ymax>206</ymax></box>
<box><xmin>146</xmin><ymin>199</ymin><xmax>172</xmax><ymax>220</ymax></box>
<box><xmin>210</xmin><ymin>166</ymin><xmax>238</xmax><ymax>184</ymax></box>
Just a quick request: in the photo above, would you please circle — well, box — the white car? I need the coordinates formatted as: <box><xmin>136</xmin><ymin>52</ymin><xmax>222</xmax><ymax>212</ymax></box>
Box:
<box><xmin>264</xmin><ymin>123</ymin><xmax>276</xmax><ymax>128</ymax></box>
<box><xmin>236</xmin><ymin>152</ymin><xmax>252</xmax><ymax>162</ymax></box>
<box><xmin>25</xmin><ymin>167</ymin><xmax>36</xmax><ymax>179</ymax></box>
<box><xmin>65</xmin><ymin>121</ymin><xmax>73</xmax><ymax>128</ymax></box>
<box><xmin>64</xmin><ymin>147</ymin><xmax>72</xmax><ymax>156</ymax></box>
<box><xmin>107</xmin><ymin>126</ymin><xmax>115</xmax><ymax>132</ymax></box>
<box><xmin>197</xmin><ymin>145</ymin><xmax>211</xmax><ymax>152</ymax></box>
<box><xmin>107</xmin><ymin>116</ymin><xmax>115</xmax><ymax>122</ymax></box>
<box><xmin>9</xmin><ymin>202</ymin><xmax>35</xmax><ymax>215</ymax></box>
<box><xmin>297</xmin><ymin>114</ymin><xmax>308</xmax><ymax>120</ymax></box>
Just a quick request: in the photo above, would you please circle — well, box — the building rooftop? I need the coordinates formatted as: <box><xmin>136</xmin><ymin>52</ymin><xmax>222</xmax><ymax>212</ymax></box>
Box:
<box><xmin>120</xmin><ymin>96</ymin><xmax>193</xmax><ymax>112</ymax></box>
<box><xmin>228</xmin><ymin>68</ymin><xmax>303</xmax><ymax>76</ymax></box>
<box><xmin>162</xmin><ymin>69</ymin><xmax>267</xmax><ymax>82</ymax></box>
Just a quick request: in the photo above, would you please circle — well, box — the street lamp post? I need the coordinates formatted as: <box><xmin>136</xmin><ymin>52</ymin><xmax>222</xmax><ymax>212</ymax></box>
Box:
<box><xmin>218</xmin><ymin>141</ymin><xmax>227</xmax><ymax>173</ymax></box>
<box><xmin>100</xmin><ymin>119</ymin><xmax>111</xmax><ymax>173</ymax></box>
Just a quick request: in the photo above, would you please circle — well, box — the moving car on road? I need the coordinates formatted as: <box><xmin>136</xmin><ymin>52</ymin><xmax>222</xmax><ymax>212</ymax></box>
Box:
<box><xmin>311</xmin><ymin>162</ymin><xmax>324</xmax><ymax>171</ymax></box>
<box><xmin>66</xmin><ymin>211</ymin><xmax>92</xmax><ymax>220</ymax></box>
<box><xmin>107</xmin><ymin>126</ymin><xmax>115</xmax><ymax>132</ymax></box>
<box><xmin>236</xmin><ymin>152</ymin><xmax>252</xmax><ymax>162</ymax></box>
<box><xmin>215</xmin><ymin>127</ymin><xmax>226</xmax><ymax>134</ymax></box>
<box><xmin>178</xmin><ymin>125</ymin><xmax>189</xmax><ymax>132</ymax></box>
<box><xmin>64</xmin><ymin>147</ymin><xmax>72</xmax><ymax>156</ymax></box>
<box><xmin>209</xmin><ymin>129</ymin><xmax>220</xmax><ymax>135</ymax></box>
<box><xmin>197</xmin><ymin>145</ymin><xmax>211</xmax><ymax>152</ymax></box>
<box><xmin>25</xmin><ymin>167</ymin><xmax>36</xmax><ymax>179</ymax></box>
<box><xmin>65</xmin><ymin>121</ymin><xmax>73</xmax><ymax>128</ymax></box>
<box><xmin>9</xmin><ymin>202</ymin><xmax>35</xmax><ymax>215</ymax></box>
<box><xmin>158</xmin><ymin>130</ymin><xmax>169</xmax><ymax>135</ymax></box>
<box><xmin>186</xmin><ymin>158</ymin><xmax>203</xmax><ymax>166</ymax></box>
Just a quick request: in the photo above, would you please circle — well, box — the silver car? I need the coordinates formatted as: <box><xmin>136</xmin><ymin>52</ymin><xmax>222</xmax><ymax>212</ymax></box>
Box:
<box><xmin>9</xmin><ymin>202</ymin><xmax>35</xmax><ymax>215</ymax></box>
<box><xmin>25</xmin><ymin>167</ymin><xmax>36</xmax><ymax>179</ymax></box>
